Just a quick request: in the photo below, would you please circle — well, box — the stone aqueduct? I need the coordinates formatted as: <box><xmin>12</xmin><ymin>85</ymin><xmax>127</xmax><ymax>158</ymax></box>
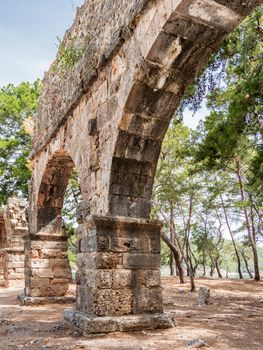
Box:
<box><xmin>7</xmin><ymin>0</ymin><xmax>261</xmax><ymax>333</ymax></box>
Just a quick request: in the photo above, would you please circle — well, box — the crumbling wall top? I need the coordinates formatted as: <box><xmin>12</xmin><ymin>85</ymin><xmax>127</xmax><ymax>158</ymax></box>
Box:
<box><xmin>32</xmin><ymin>0</ymin><xmax>150</xmax><ymax>157</ymax></box>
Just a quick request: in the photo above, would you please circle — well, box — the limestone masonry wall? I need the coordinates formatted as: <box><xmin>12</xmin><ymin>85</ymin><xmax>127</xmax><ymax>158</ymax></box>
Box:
<box><xmin>27</xmin><ymin>0</ymin><xmax>261</xmax><ymax>333</ymax></box>
<box><xmin>33</xmin><ymin>0</ymin><xmax>149</xmax><ymax>155</ymax></box>
<box><xmin>0</xmin><ymin>198</ymin><xmax>28</xmax><ymax>287</ymax></box>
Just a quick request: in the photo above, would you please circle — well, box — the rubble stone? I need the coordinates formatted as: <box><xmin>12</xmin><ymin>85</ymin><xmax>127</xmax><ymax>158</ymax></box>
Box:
<box><xmin>0</xmin><ymin>198</ymin><xmax>27</xmax><ymax>287</ymax></box>
<box><xmin>199</xmin><ymin>286</ymin><xmax>211</xmax><ymax>306</ymax></box>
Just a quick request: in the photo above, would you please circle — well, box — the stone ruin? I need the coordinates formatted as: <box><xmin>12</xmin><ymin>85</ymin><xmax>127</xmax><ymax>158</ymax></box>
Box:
<box><xmin>199</xmin><ymin>286</ymin><xmax>211</xmax><ymax>306</ymax></box>
<box><xmin>17</xmin><ymin>0</ymin><xmax>259</xmax><ymax>334</ymax></box>
<box><xmin>19</xmin><ymin>215</ymin><xmax>74</xmax><ymax>305</ymax></box>
<box><xmin>0</xmin><ymin>198</ymin><xmax>28</xmax><ymax>287</ymax></box>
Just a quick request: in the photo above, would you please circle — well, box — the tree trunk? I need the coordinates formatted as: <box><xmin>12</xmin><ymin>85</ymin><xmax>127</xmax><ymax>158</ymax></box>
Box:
<box><xmin>235</xmin><ymin>160</ymin><xmax>260</xmax><ymax>281</ymax></box>
<box><xmin>210</xmin><ymin>264</ymin><xmax>215</xmax><ymax>277</ymax></box>
<box><xmin>215</xmin><ymin>260</ymin><xmax>223</xmax><ymax>278</ymax></box>
<box><xmin>184</xmin><ymin>195</ymin><xmax>196</xmax><ymax>292</ymax></box>
<box><xmin>169</xmin><ymin>252</ymin><xmax>175</xmax><ymax>276</ymax></box>
<box><xmin>220</xmin><ymin>195</ymin><xmax>243</xmax><ymax>279</ymax></box>
<box><xmin>169</xmin><ymin>211</ymin><xmax>175</xmax><ymax>276</ymax></box>
<box><xmin>161</xmin><ymin>232</ymin><xmax>185</xmax><ymax>284</ymax></box>
<box><xmin>241</xmin><ymin>250</ymin><xmax>253</xmax><ymax>279</ymax></box>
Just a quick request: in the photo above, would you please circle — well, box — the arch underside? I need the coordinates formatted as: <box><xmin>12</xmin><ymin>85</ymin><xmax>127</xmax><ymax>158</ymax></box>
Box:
<box><xmin>23</xmin><ymin>151</ymin><xmax>75</xmax><ymax>298</ymax></box>
<box><xmin>37</xmin><ymin>151</ymin><xmax>74</xmax><ymax>230</ymax></box>
<box><xmin>109</xmin><ymin>0</ymin><xmax>261</xmax><ymax>218</ymax></box>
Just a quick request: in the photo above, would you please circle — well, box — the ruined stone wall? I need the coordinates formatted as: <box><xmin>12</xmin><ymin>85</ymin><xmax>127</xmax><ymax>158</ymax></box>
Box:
<box><xmin>24</xmin><ymin>217</ymin><xmax>71</xmax><ymax>298</ymax></box>
<box><xmin>76</xmin><ymin>215</ymin><xmax>162</xmax><ymax>316</ymax></box>
<box><xmin>0</xmin><ymin>212</ymin><xmax>7</xmax><ymax>286</ymax></box>
<box><xmin>29</xmin><ymin>0</ymin><xmax>260</xmax><ymax>233</ymax></box>
<box><xmin>0</xmin><ymin>211</ymin><xmax>6</xmax><ymax>248</ymax></box>
<box><xmin>0</xmin><ymin>198</ymin><xmax>28</xmax><ymax>287</ymax></box>
<box><xmin>33</xmin><ymin>0</ymin><xmax>150</xmax><ymax>155</ymax></box>
<box><xmin>25</xmin><ymin>0</ymin><xmax>261</xmax><ymax>332</ymax></box>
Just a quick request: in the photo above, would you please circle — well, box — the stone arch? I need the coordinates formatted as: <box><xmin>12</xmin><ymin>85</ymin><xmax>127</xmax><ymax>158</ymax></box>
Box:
<box><xmin>36</xmin><ymin>150</ymin><xmax>75</xmax><ymax>230</ymax></box>
<box><xmin>22</xmin><ymin>0</ymin><xmax>261</xmax><ymax>332</ymax></box>
<box><xmin>23</xmin><ymin>150</ymin><xmax>79</xmax><ymax>301</ymax></box>
<box><xmin>108</xmin><ymin>0</ymin><xmax>259</xmax><ymax>218</ymax></box>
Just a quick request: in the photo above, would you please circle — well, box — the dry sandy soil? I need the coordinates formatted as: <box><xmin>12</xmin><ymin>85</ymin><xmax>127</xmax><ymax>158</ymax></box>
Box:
<box><xmin>1</xmin><ymin>277</ymin><xmax>263</xmax><ymax>350</ymax></box>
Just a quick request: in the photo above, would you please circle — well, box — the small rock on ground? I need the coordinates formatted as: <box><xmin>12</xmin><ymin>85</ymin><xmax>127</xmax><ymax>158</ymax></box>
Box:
<box><xmin>178</xmin><ymin>288</ymin><xmax>185</xmax><ymax>293</ymax></box>
<box><xmin>199</xmin><ymin>286</ymin><xmax>210</xmax><ymax>306</ymax></box>
<box><xmin>188</xmin><ymin>339</ymin><xmax>209</xmax><ymax>348</ymax></box>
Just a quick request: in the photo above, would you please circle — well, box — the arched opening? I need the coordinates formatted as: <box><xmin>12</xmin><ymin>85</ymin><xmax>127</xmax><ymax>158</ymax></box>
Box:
<box><xmin>37</xmin><ymin>151</ymin><xmax>75</xmax><ymax>231</ymax></box>
<box><xmin>108</xmin><ymin>2</ymin><xmax>262</xmax><ymax>293</ymax></box>
<box><xmin>24</xmin><ymin>150</ymin><xmax>81</xmax><ymax>299</ymax></box>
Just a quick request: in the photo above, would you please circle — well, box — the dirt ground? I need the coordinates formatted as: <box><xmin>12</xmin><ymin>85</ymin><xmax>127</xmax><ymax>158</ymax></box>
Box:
<box><xmin>1</xmin><ymin>277</ymin><xmax>263</xmax><ymax>350</ymax></box>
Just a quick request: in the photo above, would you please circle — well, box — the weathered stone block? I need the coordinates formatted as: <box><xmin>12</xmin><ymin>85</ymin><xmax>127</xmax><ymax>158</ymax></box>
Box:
<box><xmin>40</xmin><ymin>248</ymin><xmax>68</xmax><ymax>259</ymax></box>
<box><xmin>133</xmin><ymin>287</ymin><xmax>163</xmax><ymax>314</ymax></box>
<box><xmin>30</xmin><ymin>249</ymin><xmax>39</xmax><ymax>258</ymax></box>
<box><xmin>76</xmin><ymin>201</ymin><xmax>91</xmax><ymax>224</ymax></box>
<box><xmin>45</xmin><ymin>241</ymin><xmax>68</xmax><ymax>249</ymax></box>
<box><xmin>123</xmin><ymin>253</ymin><xmax>160</xmax><ymax>269</ymax></box>
<box><xmin>95</xmin><ymin>252</ymin><xmax>123</xmax><ymax>269</ymax></box>
<box><xmin>51</xmin><ymin>278</ymin><xmax>70</xmax><ymax>285</ymax></box>
<box><xmin>7</xmin><ymin>261</ymin><xmax>25</xmax><ymax>269</ymax></box>
<box><xmin>49</xmin><ymin>258</ymin><xmax>69</xmax><ymax>268</ymax></box>
<box><xmin>93</xmin><ymin>288</ymin><xmax>132</xmax><ymax>316</ymax></box>
<box><xmin>30</xmin><ymin>258</ymin><xmax>50</xmax><ymax>269</ymax></box>
<box><xmin>30</xmin><ymin>284</ymin><xmax>68</xmax><ymax>297</ymax></box>
<box><xmin>81</xmin><ymin>235</ymin><xmax>109</xmax><ymax>252</ymax></box>
<box><xmin>76</xmin><ymin>269</ymin><xmax>113</xmax><ymax>289</ymax></box>
<box><xmin>111</xmin><ymin>237</ymin><xmax>151</xmax><ymax>253</ymax></box>
<box><xmin>30</xmin><ymin>241</ymin><xmax>44</xmax><ymax>250</ymax></box>
<box><xmin>32</xmin><ymin>268</ymin><xmax>54</xmax><ymax>278</ymax></box>
<box><xmin>112</xmin><ymin>270</ymin><xmax>132</xmax><ymax>289</ymax></box>
<box><xmin>64</xmin><ymin>310</ymin><xmax>176</xmax><ymax>334</ymax></box>
<box><xmin>29</xmin><ymin>277</ymin><xmax>50</xmax><ymax>288</ymax></box>
<box><xmin>133</xmin><ymin>270</ymin><xmax>161</xmax><ymax>288</ymax></box>
<box><xmin>53</xmin><ymin>268</ymin><xmax>71</xmax><ymax>279</ymax></box>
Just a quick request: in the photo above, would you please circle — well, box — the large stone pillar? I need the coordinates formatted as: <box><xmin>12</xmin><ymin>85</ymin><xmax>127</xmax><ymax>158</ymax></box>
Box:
<box><xmin>64</xmin><ymin>203</ymin><xmax>175</xmax><ymax>334</ymax></box>
<box><xmin>19</xmin><ymin>217</ymin><xmax>74</xmax><ymax>305</ymax></box>
<box><xmin>0</xmin><ymin>198</ymin><xmax>27</xmax><ymax>288</ymax></box>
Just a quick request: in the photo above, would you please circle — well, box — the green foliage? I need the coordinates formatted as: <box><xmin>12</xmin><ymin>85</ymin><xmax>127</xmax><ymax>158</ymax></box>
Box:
<box><xmin>0</xmin><ymin>81</ymin><xmax>41</xmax><ymax>205</ymax></box>
<box><xmin>62</xmin><ymin>169</ymin><xmax>82</xmax><ymax>265</ymax></box>
<box><xmin>155</xmin><ymin>7</ymin><xmax>263</xmax><ymax>279</ymax></box>
<box><xmin>53</xmin><ymin>36</ymin><xmax>85</xmax><ymax>77</ymax></box>
<box><xmin>195</xmin><ymin>7</ymin><xmax>263</xmax><ymax>188</ymax></box>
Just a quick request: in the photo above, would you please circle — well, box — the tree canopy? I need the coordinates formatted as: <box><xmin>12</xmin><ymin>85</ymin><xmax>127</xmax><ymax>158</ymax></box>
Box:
<box><xmin>0</xmin><ymin>81</ymin><xmax>41</xmax><ymax>205</ymax></box>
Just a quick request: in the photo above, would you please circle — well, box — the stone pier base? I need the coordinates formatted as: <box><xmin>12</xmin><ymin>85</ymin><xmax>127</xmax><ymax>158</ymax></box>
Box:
<box><xmin>22</xmin><ymin>217</ymin><xmax>72</xmax><ymax>301</ymax></box>
<box><xmin>64</xmin><ymin>309</ymin><xmax>176</xmax><ymax>334</ymax></box>
<box><xmin>18</xmin><ymin>294</ymin><xmax>76</xmax><ymax>305</ymax></box>
<box><xmin>63</xmin><ymin>213</ymin><xmax>176</xmax><ymax>334</ymax></box>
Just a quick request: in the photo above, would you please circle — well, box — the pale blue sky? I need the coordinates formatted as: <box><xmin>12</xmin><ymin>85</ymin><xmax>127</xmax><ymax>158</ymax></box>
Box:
<box><xmin>0</xmin><ymin>0</ymin><xmax>84</xmax><ymax>87</ymax></box>
<box><xmin>0</xmin><ymin>0</ymin><xmax>204</xmax><ymax>129</ymax></box>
